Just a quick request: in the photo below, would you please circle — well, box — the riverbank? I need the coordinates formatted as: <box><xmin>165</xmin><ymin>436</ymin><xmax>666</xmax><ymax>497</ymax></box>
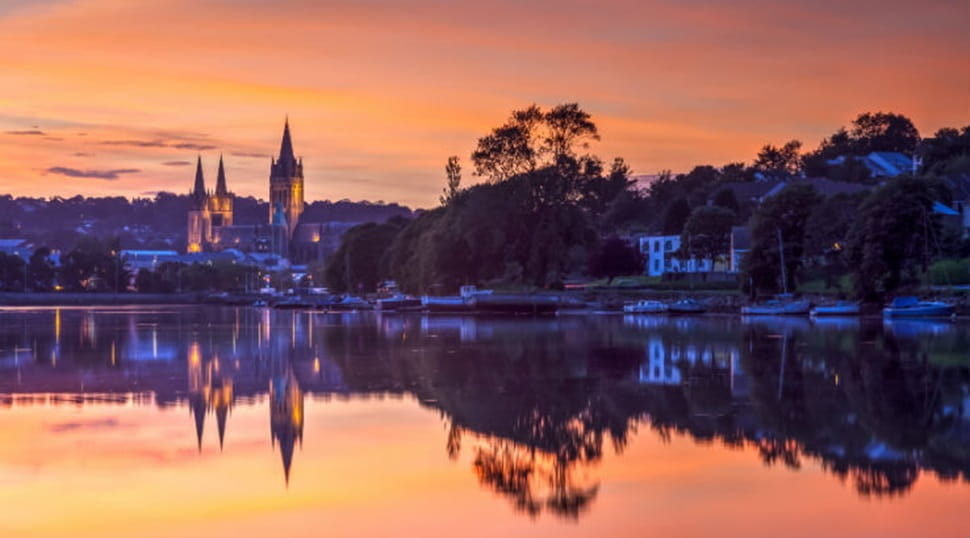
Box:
<box><xmin>0</xmin><ymin>292</ymin><xmax>205</xmax><ymax>306</ymax></box>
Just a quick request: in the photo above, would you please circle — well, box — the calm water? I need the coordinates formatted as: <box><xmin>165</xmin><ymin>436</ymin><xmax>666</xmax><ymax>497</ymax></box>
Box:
<box><xmin>0</xmin><ymin>306</ymin><xmax>968</xmax><ymax>537</ymax></box>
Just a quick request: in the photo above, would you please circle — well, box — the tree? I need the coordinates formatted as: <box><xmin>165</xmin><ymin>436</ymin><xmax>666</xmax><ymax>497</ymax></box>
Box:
<box><xmin>711</xmin><ymin>188</ymin><xmax>739</xmax><ymax>216</ymax></box>
<box><xmin>59</xmin><ymin>237</ymin><xmax>125</xmax><ymax>292</ymax></box>
<box><xmin>0</xmin><ymin>253</ymin><xmax>26</xmax><ymax>292</ymax></box>
<box><xmin>850</xmin><ymin>112</ymin><xmax>919</xmax><ymax>155</ymax></box>
<box><xmin>661</xmin><ymin>198</ymin><xmax>691</xmax><ymax>235</ymax></box>
<box><xmin>543</xmin><ymin>103</ymin><xmax>600</xmax><ymax>162</ymax></box>
<box><xmin>440</xmin><ymin>156</ymin><xmax>462</xmax><ymax>205</ymax></box>
<box><xmin>753</xmin><ymin>140</ymin><xmax>802</xmax><ymax>176</ymax></box>
<box><xmin>588</xmin><ymin>236</ymin><xmax>643</xmax><ymax>283</ymax></box>
<box><xmin>680</xmin><ymin>206</ymin><xmax>735</xmax><ymax>271</ymax></box>
<box><xmin>28</xmin><ymin>247</ymin><xmax>56</xmax><ymax>291</ymax></box>
<box><xmin>325</xmin><ymin>218</ymin><xmax>410</xmax><ymax>292</ymax></box>
<box><xmin>844</xmin><ymin>176</ymin><xmax>945</xmax><ymax>299</ymax></box>
<box><xmin>744</xmin><ymin>184</ymin><xmax>821</xmax><ymax>295</ymax></box>
<box><xmin>471</xmin><ymin>103</ymin><xmax>600</xmax><ymax>182</ymax></box>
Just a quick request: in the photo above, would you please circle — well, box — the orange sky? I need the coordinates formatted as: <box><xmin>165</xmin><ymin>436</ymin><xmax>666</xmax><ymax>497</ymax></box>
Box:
<box><xmin>0</xmin><ymin>0</ymin><xmax>967</xmax><ymax>208</ymax></box>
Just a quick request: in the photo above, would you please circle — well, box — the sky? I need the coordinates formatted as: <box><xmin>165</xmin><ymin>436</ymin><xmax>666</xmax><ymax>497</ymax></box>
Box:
<box><xmin>0</xmin><ymin>0</ymin><xmax>967</xmax><ymax>208</ymax></box>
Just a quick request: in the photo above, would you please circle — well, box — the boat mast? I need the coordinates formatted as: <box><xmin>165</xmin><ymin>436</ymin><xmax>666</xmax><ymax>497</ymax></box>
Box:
<box><xmin>777</xmin><ymin>228</ymin><xmax>788</xmax><ymax>295</ymax></box>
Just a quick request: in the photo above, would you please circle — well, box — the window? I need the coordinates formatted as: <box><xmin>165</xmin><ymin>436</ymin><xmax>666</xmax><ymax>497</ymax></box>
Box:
<box><xmin>654</xmin><ymin>260</ymin><xmax>660</xmax><ymax>272</ymax></box>
<box><xmin>653</xmin><ymin>241</ymin><xmax>660</xmax><ymax>253</ymax></box>
<box><xmin>664</xmin><ymin>240</ymin><xmax>672</xmax><ymax>251</ymax></box>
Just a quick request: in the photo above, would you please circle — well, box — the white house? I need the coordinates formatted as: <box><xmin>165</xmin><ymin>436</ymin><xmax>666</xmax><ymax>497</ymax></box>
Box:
<box><xmin>637</xmin><ymin>235</ymin><xmax>713</xmax><ymax>277</ymax></box>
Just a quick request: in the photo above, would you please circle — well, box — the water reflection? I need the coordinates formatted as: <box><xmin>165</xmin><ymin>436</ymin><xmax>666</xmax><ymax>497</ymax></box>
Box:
<box><xmin>0</xmin><ymin>307</ymin><xmax>967</xmax><ymax>517</ymax></box>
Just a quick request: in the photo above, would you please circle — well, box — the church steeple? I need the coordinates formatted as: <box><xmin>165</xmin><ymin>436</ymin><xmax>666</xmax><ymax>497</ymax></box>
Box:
<box><xmin>215</xmin><ymin>155</ymin><xmax>228</xmax><ymax>196</ymax></box>
<box><xmin>192</xmin><ymin>156</ymin><xmax>206</xmax><ymax>204</ymax></box>
<box><xmin>276</xmin><ymin>118</ymin><xmax>297</xmax><ymax>177</ymax></box>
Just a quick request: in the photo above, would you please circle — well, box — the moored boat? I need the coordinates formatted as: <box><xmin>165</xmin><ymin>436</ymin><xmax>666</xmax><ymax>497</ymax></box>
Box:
<box><xmin>883</xmin><ymin>296</ymin><xmax>955</xmax><ymax>318</ymax></box>
<box><xmin>810</xmin><ymin>301</ymin><xmax>860</xmax><ymax>316</ymax></box>
<box><xmin>623</xmin><ymin>300</ymin><xmax>668</xmax><ymax>314</ymax></box>
<box><xmin>473</xmin><ymin>293</ymin><xmax>559</xmax><ymax>314</ymax></box>
<box><xmin>376</xmin><ymin>294</ymin><xmax>421</xmax><ymax>311</ymax></box>
<box><xmin>667</xmin><ymin>298</ymin><xmax>707</xmax><ymax>315</ymax></box>
<box><xmin>741</xmin><ymin>298</ymin><xmax>811</xmax><ymax>316</ymax></box>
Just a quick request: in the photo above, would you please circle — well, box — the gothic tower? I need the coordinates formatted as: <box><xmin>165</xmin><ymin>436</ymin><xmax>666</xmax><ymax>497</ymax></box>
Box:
<box><xmin>187</xmin><ymin>156</ymin><xmax>208</xmax><ymax>253</ymax></box>
<box><xmin>208</xmin><ymin>155</ymin><xmax>233</xmax><ymax>229</ymax></box>
<box><xmin>269</xmin><ymin>119</ymin><xmax>304</xmax><ymax>239</ymax></box>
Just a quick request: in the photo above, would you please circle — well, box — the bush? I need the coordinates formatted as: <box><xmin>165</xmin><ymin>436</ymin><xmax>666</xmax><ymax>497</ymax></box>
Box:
<box><xmin>929</xmin><ymin>258</ymin><xmax>970</xmax><ymax>286</ymax></box>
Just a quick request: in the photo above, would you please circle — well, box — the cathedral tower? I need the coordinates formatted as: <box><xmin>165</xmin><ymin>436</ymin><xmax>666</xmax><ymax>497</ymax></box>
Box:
<box><xmin>269</xmin><ymin>119</ymin><xmax>304</xmax><ymax>239</ymax></box>
<box><xmin>187</xmin><ymin>156</ymin><xmax>208</xmax><ymax>253</ymax></box>
<box><xmin>208</xmin><ymin>155</ymin><xmax>233</xmax><ymax>229</ymax></box>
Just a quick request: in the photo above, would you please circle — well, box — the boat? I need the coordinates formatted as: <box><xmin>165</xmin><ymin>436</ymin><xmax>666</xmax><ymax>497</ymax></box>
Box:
<box><xmin>473</xmin><ymin>293</ymin><xmax>559</xmax><ymax>314</ymax></box>
<box><xmin>272</xmin><ymin>297</ymin><xmax>313</xmax><ymax>310</ymax></box>
<box><xmin>667</xmin><ymin>298</ymin><xmax>707</xmax><ymax>315</ymax></box>
<box><xmin>883</xmin><ymin>296</ymin><xmax>955</xmax><ymax>318</ymax></box>
<box><xmin>252</xmin><ymin>299</ymin><xmax>268</xmax><ymax>307</ymax></box>
<box><xmin>376</xmin><ymin>294</ymin><xmax>421</xmax><ymax>311</ymax></box>
<box><xmin>741</xmin><ymin>298</ymin><xmax>811</xmax><ymax>316</ymax></box>
<box><xmin>329</xmin><ymin>295</ymin><xmax>373</xmax><ymax>311</ymax></box>
<box><xmin>421</xmin><ymin>295</ymin><xmax>474</xmax><ymax>313</ymax></box>
<box><xmin>623</xmin><ymin>300</ymin><xmax>668</xmax><ymax>314</ymax></box>
<box><xmin>810</xmin><ymin>301</ymin><xmax>860</xmax><ymax>316</ymax></box>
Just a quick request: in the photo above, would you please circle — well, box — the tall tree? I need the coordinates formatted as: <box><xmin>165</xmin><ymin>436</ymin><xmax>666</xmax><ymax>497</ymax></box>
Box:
<box><xmin>744</xmin><ymin>184</ymin><xmax>820</xmax><ymax>295</ymax></box>
<box><xmin>588</xmin><ymin>236</ymin><xmax>643</xmax><ymax>283</ymax></box>
<box><xmin>440</xmin><ymin>156</ymin><xmax>462</xmax><ymax>205</ymax></box>
<box><xmin>845</xmin><ymin>176</ymin><xmax>945</xmax><ymax>299</ymax></box>
<box><xmin>753</xmin><ymin>140</ymin><xmax>802</xmax><ymax>176</ymax></box>
<box><xmin>850</xmin><ymin>112</ymin><xmax>920</xmax><ymax>155</ymax></box>
<box><xmin>28</xmin><ymin>247</ymin><xmax>55</xmax><ymax>291</ymax></box>
<box><xmin>543</xmin><ymin>103</ymin><xmax>600</xmax><ymax>162</ymax></box>
<box><xmin>680</xmin><ymin>206</ymin><xmax>735</xmax><ymax>271</ymax></box>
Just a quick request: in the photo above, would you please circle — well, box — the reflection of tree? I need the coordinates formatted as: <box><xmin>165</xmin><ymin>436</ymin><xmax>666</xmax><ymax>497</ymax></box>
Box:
<box><xmin>471</xmin><ymin>438</ymin><xmax>599</xmax><ymax>520</ymax></box>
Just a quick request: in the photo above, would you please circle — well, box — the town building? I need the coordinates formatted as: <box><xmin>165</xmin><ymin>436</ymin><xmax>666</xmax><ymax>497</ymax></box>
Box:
<box><xmin>186</xmin><ymin>121</ymin><xmax>300</xmax><ymax>257</ymax></box>
<box><xmin>638</xmin><ymin>235</ymin><xmax>713</xmax><ymax>277</ymax></box>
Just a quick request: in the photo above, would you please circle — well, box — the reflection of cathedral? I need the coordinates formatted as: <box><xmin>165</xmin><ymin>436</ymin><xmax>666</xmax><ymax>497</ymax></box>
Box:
<box><xmin>270</xmin><ymin>364</ymin><xmax>304</xmax><ymax>484</ymax></box>
<box><xmin>187</xmin><ymin>342</ymin><xmax>236</xmax><ymax>451</ymax></box>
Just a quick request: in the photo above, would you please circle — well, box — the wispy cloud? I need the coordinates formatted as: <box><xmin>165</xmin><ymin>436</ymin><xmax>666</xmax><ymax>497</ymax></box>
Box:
<box><xmin>100</xmin><ymin>139</ymin><xmax>217</xmax><ymax>151</ymax></box>
<box><xmin>162</xmin><ymin>160</ymin><xmax>192</xmax><ymax>166</ymax></box>
<box><xmin>231</xmin><ymin>152</ymin><xmax>270</xmax><ymax>159</ymax></box>
<box><xmin>45</xmin><ymin>166</ymin><xmax>141</xmax><ymax>180</ymax></box>
<box><xmin>49</xmin><ymin>417</ymin><xmax>123</xmax><ymax>433</ymax></box>
<box><xmin>5</xmin><ymin>129</ymin><xmax>45</xmax><ymax>135</ymax></box>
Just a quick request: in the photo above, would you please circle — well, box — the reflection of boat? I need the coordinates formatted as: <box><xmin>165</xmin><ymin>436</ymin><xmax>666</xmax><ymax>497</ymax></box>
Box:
<box><xmin>667</xmin><ymin>298</ymin><xmax>707</xmax><ymax>315</ymax></box>
<box><xmin>883</xmin><ymin>296</ymin><xmax>955</xmax><ymax>318</ymax></box>
<box><xmin>883</xmin><ymin>318</ymin><xmax>955</xmax><ymax>338</ymax></box>
<box><xmin>741</xmin><ymin>299</ymin><xmax>811</xmax><ymax>316</ymax></box>
<box><xmin>252</xmin><ymin>299</ymin><xmax>268</xmax><ymax>307</ymax></box>
<box><xmin>810</xmin><ymin>301</ymin><xmax>860</xmax><ymax>316</ymax></box>
<box><xmin>623</xmin><ymin>300</ymin><xmax>667</xmax><ymax>314</ymax></box>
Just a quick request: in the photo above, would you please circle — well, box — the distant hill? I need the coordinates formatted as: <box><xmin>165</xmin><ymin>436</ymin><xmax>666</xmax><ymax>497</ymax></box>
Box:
<box><xmin>0</xmin><ymin>192</ymin><xmax>413</xmax><ymax>252</ymax></box>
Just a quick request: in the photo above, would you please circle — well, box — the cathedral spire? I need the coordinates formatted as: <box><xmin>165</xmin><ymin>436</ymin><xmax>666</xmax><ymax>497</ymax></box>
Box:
<box><xmin>215</xmin><ymin>154</ymin><xmax>228</xmax><ymax>196</ymax></box>
<box><xmin>192</xmin><ymin>155</ymin><xmax>206</xmax><ymax>203</ymax></box>
<box><xmin>276</xmin><ymin>118</ymin><xmax>296</xmax><ymax>175</ymax></box>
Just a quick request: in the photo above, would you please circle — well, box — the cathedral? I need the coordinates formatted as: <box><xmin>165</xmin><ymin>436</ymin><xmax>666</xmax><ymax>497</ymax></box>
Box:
<box><xmin>186</xmin><ymin>120</ymin><xmax>305</xmax><ymax>257</ymax></box>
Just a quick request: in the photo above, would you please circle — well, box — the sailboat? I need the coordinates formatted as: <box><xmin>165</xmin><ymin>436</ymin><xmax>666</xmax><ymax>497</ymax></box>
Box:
<box><xmin>741</xmin><ymin>228</ymin><xmax>811</xmax><ymax>316</ymax></box>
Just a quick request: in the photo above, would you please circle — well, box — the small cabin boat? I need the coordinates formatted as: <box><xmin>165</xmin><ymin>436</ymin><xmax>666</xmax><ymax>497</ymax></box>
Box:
<box><xmin>623</xmin><ymin>300</ymin><xmax>668</xmax><ymax>314</ymax></box>
<box><xmin>741</xmin><ymin>298</ymin><xmax>811</xmax><ymax>316</ymax></box>
<box><xmin>667</xmin><ymin>298</ymin><xmax>707</xmax><ymax>315</ymax></box>
<box><xmin>376</xmin><ymin>294</ymin><xmax>421</xmax><ymax>311</ymax></box>
<box><xmin>810</xmin><ymin>301</ymin><xmax>860</xmax><ymax>316</ymax></box>
<box><xmin>883</xmin><ymin>296</ymin><xmax>955</xmax><ymax>318</ymax></box>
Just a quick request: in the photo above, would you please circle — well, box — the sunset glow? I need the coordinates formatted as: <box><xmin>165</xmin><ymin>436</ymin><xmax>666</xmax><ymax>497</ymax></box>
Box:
<box><xmin>1</xmin><ymin>0</ymin><xmax>967</xmax><ymax>207</ymax></box>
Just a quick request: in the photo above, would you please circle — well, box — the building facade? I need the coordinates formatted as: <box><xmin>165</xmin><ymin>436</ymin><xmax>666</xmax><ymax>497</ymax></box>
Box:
<box><xmin>269</xmin><ymin>119</ymin><xmax>304</xmax><ymax>239</ymax></box>
<box><xmin>186</xmin><ymin>121</ymin><xmax>298</xmax><ymax>257</ymax></box>
<box><xmin>638</xmin><ymin>235</ymin><xmax>713</xmax><ymax>277</ymax></box>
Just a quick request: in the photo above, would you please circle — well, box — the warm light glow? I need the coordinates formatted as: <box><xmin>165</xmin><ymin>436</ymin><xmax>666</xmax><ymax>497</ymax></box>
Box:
<box><xmin>0</xmin><ymin>1</ymin><xmax>965</xmax><ymax>207</ymax></box>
